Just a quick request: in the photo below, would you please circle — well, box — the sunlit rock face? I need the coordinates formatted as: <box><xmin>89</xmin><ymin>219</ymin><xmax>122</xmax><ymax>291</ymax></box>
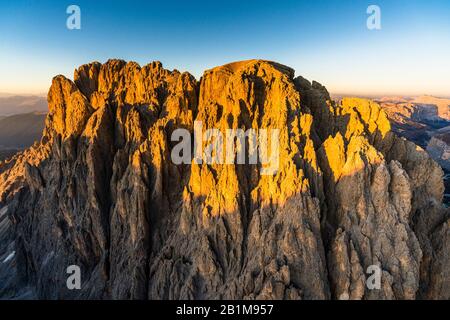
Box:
<box><xmin>0</xmin><ymin>60</ymin><xmax>448</xmax><ymax>300</ymax></box>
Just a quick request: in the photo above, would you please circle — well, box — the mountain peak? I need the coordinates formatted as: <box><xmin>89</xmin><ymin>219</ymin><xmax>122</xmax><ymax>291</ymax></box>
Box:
<box><xmin>0</xmin><ymin>60</ymin><xmax>448</xmax><ymax>300</ymax></box>
<box><xmin>205</xmin><ymin>59</ymin><xmax>295</xmax><ymax>78</ymax></box>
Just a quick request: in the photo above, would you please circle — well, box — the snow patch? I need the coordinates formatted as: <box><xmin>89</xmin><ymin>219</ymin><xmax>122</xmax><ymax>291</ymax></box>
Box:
<box><xmin>3</xmin><ymin>251</ymin><xmax>15</xmax><ymax>263</ymax></box>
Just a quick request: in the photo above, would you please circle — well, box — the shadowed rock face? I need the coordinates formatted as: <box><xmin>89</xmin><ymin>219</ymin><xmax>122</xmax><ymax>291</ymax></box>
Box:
<box><xmin>0</xmin><ymin>59</ymin><xmax>448</xmax><ymax>300</ymax></box>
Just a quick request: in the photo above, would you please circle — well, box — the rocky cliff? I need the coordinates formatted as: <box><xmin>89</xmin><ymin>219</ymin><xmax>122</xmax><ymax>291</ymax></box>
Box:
<box><xmin>427</xmin><ymin>134</ymin><xmax>450</xmax><ymax>171</ymax></box>
<box><xmin>0</xmin><ymin>59</ymin><xmax>448</xmax><ymax>299</ymax></box>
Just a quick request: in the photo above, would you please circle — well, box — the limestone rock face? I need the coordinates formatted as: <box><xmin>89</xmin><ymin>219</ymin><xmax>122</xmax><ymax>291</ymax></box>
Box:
<box><xmin>427</xmin><ymin>135</ymin><xmax>450</xmax><ymax>171</ymax></box>
<box><xmin>0</xmin><ymin>59</ymin><xmax>448</xmax><ymax>300</ymax></box>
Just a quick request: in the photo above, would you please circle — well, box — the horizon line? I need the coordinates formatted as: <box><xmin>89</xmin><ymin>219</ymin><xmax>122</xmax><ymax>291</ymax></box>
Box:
<box><xmin>2</xmin><ymin>91</ymin><xmax>450</xmax><ymax>100</ymax></box>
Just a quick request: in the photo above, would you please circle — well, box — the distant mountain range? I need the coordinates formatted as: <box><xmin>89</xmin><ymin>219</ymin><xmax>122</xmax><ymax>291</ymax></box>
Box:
<box><xmin>0</xmin><ymin>96</ymin><xmax>47</xmax><ymax>161</ymax></box>
<box><xmin>374</xmin><ymin>96</ymin><xmax>450</xmax><ymax>204</ymax></box>
<box><xmin>0</xmin><ymin>112</ymin><xmax>46</xmax><ymax>149</ymax></box>
<box><xmin>375</xmin><ymin>95</ymin><xmax>450</xmax><ymax>149</ymax></box>
<box><xmin>377</xmin><ymin>95</ymin><xmax>450</xmax><ymax>121</ymax></box>
<box><xmin>0</xmin><ymin>95</ymin><xmax>48</xmax><ymax>116</ymax></box>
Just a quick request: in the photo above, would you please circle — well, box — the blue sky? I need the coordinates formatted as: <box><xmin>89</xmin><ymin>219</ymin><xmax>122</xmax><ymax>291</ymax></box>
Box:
<box><xmin>0</xmin><ymin>0</ymin><xmax>449</xmax><ymax>96</ymax></box>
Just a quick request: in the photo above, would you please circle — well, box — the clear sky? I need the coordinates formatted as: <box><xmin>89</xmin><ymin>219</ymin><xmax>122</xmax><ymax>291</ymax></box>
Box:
<box><xmin>0</xmin><ymin>0</ymin><xmax>449</xmax><ymax>96</ymax></box>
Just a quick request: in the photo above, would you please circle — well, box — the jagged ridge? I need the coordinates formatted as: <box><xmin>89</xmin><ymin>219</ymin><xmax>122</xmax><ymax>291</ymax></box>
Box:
<box><xmin>0</xmin><ymin>59</ymin><xmax>448</xmax><ymax>299</ymax></box>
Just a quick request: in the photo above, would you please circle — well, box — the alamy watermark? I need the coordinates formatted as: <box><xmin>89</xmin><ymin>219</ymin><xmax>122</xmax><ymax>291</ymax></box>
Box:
<box><xmin>171</xmin><ymin>121</ymin><xmax>280</xmax><ymax>175</ymax></box>
<box><xmin>66</xmin><ymin>265</ymin><xmax>81</xmax><ymax>290</ymax></box>
<box><xmin>339</xmin><ymin>264</ymin><xmax>381</xmax><ymax>299</ymax></box>
<box><xmin>367</xmin><ymin>5</ymin><xmax>381</xmax><ymax>30</ymax></box>
<box><xmin>66</xmin><ymin>5</ymin><xmax>81</xmax><ymax>30</ymax></box>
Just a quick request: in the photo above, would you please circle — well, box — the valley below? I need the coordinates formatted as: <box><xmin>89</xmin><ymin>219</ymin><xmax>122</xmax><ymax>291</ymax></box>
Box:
<box><xmin>376</xmin><ymin>96</ymin><xmax>450</xmax><ymax>205</ymax></box>
<box><xmin>0</xmin><ymin>96</ymin><xmax>47</xmax><ymax>162</ymax></box>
